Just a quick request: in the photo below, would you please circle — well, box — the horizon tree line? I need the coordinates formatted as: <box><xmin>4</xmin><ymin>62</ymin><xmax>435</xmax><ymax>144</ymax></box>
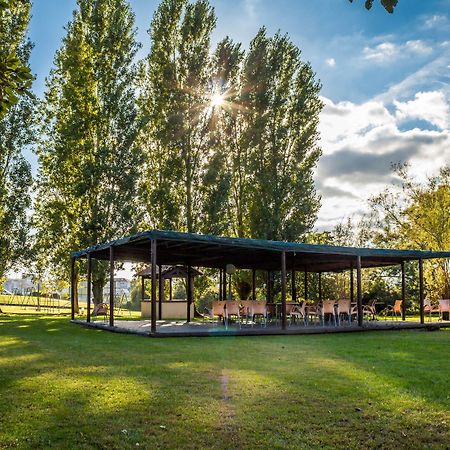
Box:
<box><xmin>1</xmin><ymin>0</ymin><xmax>323</xmax><ymax>307</ymax></box>
<box><xmin>2</xmin><ymin>0</ymin><xmax>440</xmax><ymax>312</ymax></box>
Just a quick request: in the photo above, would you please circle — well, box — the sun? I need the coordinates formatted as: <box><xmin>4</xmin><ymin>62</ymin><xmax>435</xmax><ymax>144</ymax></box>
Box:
<box><xmin>210</xmin><ymin>93</ymin><xmax>224</xmax><ymax>107</ymax></box>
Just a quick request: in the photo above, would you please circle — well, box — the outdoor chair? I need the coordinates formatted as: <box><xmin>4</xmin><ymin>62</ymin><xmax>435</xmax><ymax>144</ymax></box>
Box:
<box><xmin>224</xmin><ymin>301</ymin><xmax>241</xmax><ymax>328</ymax></box>
<box><xmin>265</xmin><ymin>303</ymin><xmax>276</xmax><ymax>322</ymax></box>
<box><xmin>204</xmin><ymin>301</ymin><xmax>226</xmax><ymax>324</ymax></box>
<box><xmin>362</xmin><ymin>299</ymin><xmax>378</xmax><ymax>321</ymax></box>
<box><xmin>285</xmin><ymin>303</ymin><xmax>295</xmax><ymax>321</ymax></box>
<box><xmin>321</xmin><ymin>300</ymin><xmax>337</xmax><ymax>326</ymax></box>
<box><xmin>249</xmin><ymin>300</ymin><xmax>268</xmax><ymax>326</ymax></box>
<box><xmin>306</xmin><ymin>302</ymin><xmax>321</xmax><ymax>326</ymax></box>
<box><xmin>239</xmin><ymin>300</ymin><xmax>251</xmax><ymax>323</ymax></box>
<box><xmin>290</xmin><ymin>302</ymin><xmax>307</xmax><ymax>326</ymax></box>
<box><xmin>438</xmin><ymin>299</ymin><xmax>450</xmax><ymax>321</ymax></box>
<box><xmin>423</xmin><ymin>299</ymin><xmax>439</xmax><ymax>322</ymax></box>
<box><xmin>381</xmin><ymin>299</ymin><xmax>402</xmax><ymax>320</ymax></box>
<box><xmin>336</xmin><ymin>299</ymin><xmax>351</xmax><ymax>326</ymax></box>
<box><xmin>92</xmin><ymin>303</ymin><xmax>109</xmax><ymax>322</ymax></box>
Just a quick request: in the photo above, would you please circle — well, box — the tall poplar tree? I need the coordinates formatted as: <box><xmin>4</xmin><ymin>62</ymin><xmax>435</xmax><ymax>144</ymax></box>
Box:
<box><xmin>199</xmin><ymin>37</ymin><xmax>243</xmax><ymax>235</ymax></box>
<box><xmin>139</xmin><ymin>0</ymin><xmax>216</xmax><ymax>232</ymax></box>
<box><xmin>36</xmin><ymin>0</ymin><xmax>143</xmax><ymax>305</ymax></box>
<box><xmin>0</xmin><ymin>0</ymin><xmax>34</xmax><ymax>281</ymax></box>
<box><xmin>240</xmin><ymin>28</ymin><xmax>322</xmax><ymax>241</ymax></box>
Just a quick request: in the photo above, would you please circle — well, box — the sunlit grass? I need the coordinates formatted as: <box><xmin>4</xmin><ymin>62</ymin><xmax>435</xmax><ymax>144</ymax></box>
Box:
<box><xmin>0</xmin><ymin>315</ymin><xmax>448</xmax><ymax>449</ymax></box>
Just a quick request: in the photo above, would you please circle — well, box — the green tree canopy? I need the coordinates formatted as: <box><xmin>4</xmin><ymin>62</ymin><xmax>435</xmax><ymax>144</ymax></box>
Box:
<box><xmin>36</xmin><ymin>0</ymin><xmax>143</xmax><ymax>304</ymax></box>
<box><xmin>138</xmin><ymin>0</ymin><xmax>217</xmax><ymax>232</ymax></box>
<box><xmin>369</xmin><ymin>164</ymin><xmax>450</xmax><ymax>299</ymax></box>
<box><xmin>139</xmin><ymin>0</ymin><xmax>322</xmax><ymax>243</ymax></box>
<box><xmin>0</xmin><ymin>0</ymin><xmax>33</xmax><ymax>118</ymax></box>
<box><xmin>0</xmin><ymin>0</ymin><xmax>34</xmax><ymax>281</ymax></box>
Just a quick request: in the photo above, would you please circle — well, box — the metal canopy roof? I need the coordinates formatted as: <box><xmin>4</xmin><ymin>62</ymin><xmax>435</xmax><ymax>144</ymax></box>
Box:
<box><xmin>71</xmin><ymin>230</ymin><xmax>450</xmax><ymax>272</ymax></box>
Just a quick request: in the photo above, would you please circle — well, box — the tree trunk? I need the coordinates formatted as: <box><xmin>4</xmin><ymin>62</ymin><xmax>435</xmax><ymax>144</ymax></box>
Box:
<box><xmin>92</xmin><ymin>278</ymin><xmax>105</xmax><ymax>305</ymax></box>
<box><xmin>74</xmin><ymin>271</ymin><xmax>79</xmax><ymax>314</ymax></box>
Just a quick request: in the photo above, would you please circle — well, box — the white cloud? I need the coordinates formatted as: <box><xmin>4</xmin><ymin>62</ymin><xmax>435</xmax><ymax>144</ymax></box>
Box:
<box><xmin>375</xmin><ymin>51</ymin><xmax>450</xmax><ymax>102</ymax></box>
<box><xmin>362</xmin><ymin>40</ymin><xmax>432</xmax><ymax>63</ymax></box>
<box><xmin>242</xmin><ymin>0</ymin><xmax>260</xmax><ymax>22</ymax></box>
<box><xmin>405</xmin><ymin>40</ymin><xmax>433</xmax><ymax>55</ymax></box>
<box><xmin>394</xmin><ymin>91</ymin><xmax>450</xmax><ymax>130</ymax></box>
<box><xmin>423</xmin><ymin>14</ymin><xmax>448</xmax><ymax>29</ymax></box>
<box><xmin>316</xmin><ymin>90</ymin><xmax>450</xmax><ymax>230</ymax></box>
<box><xmin>363</xmin><ymin>42</ymin><xmax>398</xmax><ymax>62</ymax></box>
<box><xmin>318</xmin><ymin>97</ymin><xmax>394</xmax><ymax>149</ymax></box>
<box><xmin>325</xmin><ymin>58</ymin><xmax>336</xmax><ymax>67</ymax></box>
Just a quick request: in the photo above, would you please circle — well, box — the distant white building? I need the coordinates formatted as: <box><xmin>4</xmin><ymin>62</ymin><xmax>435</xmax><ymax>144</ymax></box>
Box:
<box><xmin>77</xmin><ymin>278</ymin><xmax>131</xmax><ymax>301</ymax></box>
<box><xmin>3</xmin><ymin>277</ymin><xmax>36</xmax><ymax>295</ymax></box>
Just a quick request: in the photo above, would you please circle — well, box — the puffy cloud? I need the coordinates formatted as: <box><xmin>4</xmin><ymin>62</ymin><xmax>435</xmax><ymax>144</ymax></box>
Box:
<box><xmin>423</xmin><ymin>14</ymin><xmax>448</xmax><ymax>29</ymax></box>
<box><xmin>394</xmin><ymin>91</ymin><xmax>450</xmax><ymax>130</ymax></box>
<box><xmin>318</xmin><ymin>97</ymin><xmax>394</xmax><ymax>149</ymax></box>
<box><xmin>404</xmin><ymin>40</ymin><xmax>433</xmax><ymax>55</ymax></box>
<box><xmin>363</xmin><ymin>42</ymin><xmax>398</xmax><ymax>62</ymax></box>
<box><xmin>315</xmin><ymin>91</ymin><xmax>450</xmax><ymax>230</ymax></box>
<box><xmin>362</xmin><ymin>40</ymin><xmax>432</xmax><ymax>63</ymax></box>
<box><xmin>325</xmin><ymin>57</ymin><xmax>336</xmax><ymax>67</ymax></box>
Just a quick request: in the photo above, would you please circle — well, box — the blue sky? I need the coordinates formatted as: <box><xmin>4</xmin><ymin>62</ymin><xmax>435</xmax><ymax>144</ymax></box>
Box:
<box><xmin>27</xmin><ymin>0</ymin><xmax>450</xmax><ymax>229</ymax></box>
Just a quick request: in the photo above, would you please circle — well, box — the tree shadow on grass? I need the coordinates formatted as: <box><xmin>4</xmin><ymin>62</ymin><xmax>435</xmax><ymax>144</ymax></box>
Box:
<box><xmin>0</xmin><ymin>316</ymin><xmax>449</xmax><ymax>449</ymax></box>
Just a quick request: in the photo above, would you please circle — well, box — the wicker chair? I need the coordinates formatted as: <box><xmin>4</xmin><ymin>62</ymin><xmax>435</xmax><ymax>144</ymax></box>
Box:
<box><xmin>249</xmin><ymin>301</ymin><xmax>268</xmax><ymax>326</ymax></box>
<box><xmin>290</xmin><ymin>302</ymin><xmax>307</xmax><ymax>326</ymax></box>
<box><xmin>362</xmin><ymin>299</ymin><xmax>378</xmax><ymax>321</ymax></box>
<box><xmin>224</xmin><ymin>301</ymin><xmax>241</xmax><ymax>327</ymax></box>
<box><xmin>204</xmin><ymin>300</ymin><xmax>226</xmax><ymax>324</ymax></box>
<box><xmin>321</xmin><ymin>300</ymin><xmax>337</xmax><ymax>326</ymax></box>
<box><xmin>239</xmin><ymin>300</ymin><xmax>252</xmax><ymax>323</ymax></box>
<box><xmin>438</xmin><ymin>299</ymin><xmax>450</xmax><ymax>321</ymax></box>
<box><xmin>336</xmin><ymin>299</ymin><xmax>351</xmax><ymax>326</ymax></box>
<box><xmin>306</xmin><ymin>302</ymin><xmax>321</xmax><ymax>326</ymax></box>
<box><xmin>381</xmin><ymin>300</ymin><xmax>402</xmax><ymax>320</ymax></box>
<box><xmin>424</xmin><ymin>299</ymin><xmax>439</xmax><ymax>322</ymax></box>
<box><xmin>92</xmin><ymin>303</ymin><xmax>109</xmax><ymax>322</ymax></box>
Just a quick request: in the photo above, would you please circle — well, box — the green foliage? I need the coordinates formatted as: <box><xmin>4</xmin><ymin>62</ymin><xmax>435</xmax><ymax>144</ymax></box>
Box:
<box><xmin>0</xmin><ymin>0</ymin><xmax>33</xmax><ymax>118</ymax></box>
<box><xmin>238</xmin><ymin>28</ymin><xmax>322</xmax><ymax>241</ymax></box>
<box><xmin>35</xmin><ymin>0</ymin><xmax>144</xmax><ymax>302</ymax></box>
<box><xmin>369</xmin><ymin>164</ymin><xmax>450</xmax><ymax>299</ymax></box>
<box><xmin>138</xmin><ymin>0</ymin><xmax>217</xmax><ymax>232</ymax></box>
<box><xmin>139</xmin><ymin>1</ymin><xmax>322</xmax><ymax>242</ymax></box>
<box><xmin>349</xmin><ymin>0</ymin><xmax>398</xmax><ymax>13</ymax></box>
<box><xmin>0</xmin><ymin>0</ymin><xmax>34</xmax><ymax>279</ymax></box>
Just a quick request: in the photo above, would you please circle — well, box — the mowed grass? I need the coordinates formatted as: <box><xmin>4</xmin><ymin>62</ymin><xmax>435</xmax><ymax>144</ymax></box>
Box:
<box><xmin>0</xmin><ymin>316</ymin><xmax>449</xmax><ymax>450</ymax></box>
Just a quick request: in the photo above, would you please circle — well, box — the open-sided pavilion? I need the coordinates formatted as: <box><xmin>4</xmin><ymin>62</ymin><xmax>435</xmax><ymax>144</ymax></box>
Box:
<box><xmin>71</xmin><ymin>230</ymin><xmax>450</xmax><ymax>336</ymax></box>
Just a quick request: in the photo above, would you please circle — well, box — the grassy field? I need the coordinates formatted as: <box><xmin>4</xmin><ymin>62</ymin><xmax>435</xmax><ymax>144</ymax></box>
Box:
<box><xmin>0</xmin><ymin>315</ymin><xmax>449</xmax><ymax>449</ymax></box>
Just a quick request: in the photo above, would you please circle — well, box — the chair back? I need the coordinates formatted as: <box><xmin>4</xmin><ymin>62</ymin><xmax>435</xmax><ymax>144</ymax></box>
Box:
<box><xmin>337</xmin><ymin>299</ymin><xmax>351</xmax><ymax>314</ymax></box>
<box><xmin>322</xmin><ymin>300</ymin><xmax>335</xmax><ymax>314</ymax></box>
<box><xmin>93</xmin><ymin>303</ymin><xmax>108</xmax><ymax>316</ymax></box>
<box><xmin>224</xmin><ymin>301</ymin><xmax>240</xmax><ymax>316</ymax></box>
<box><xmin>438</xmin><ymin>299</ymin><xmax>450</xmax><ymax>312</ymax></box>
<box><xmin>212</xmin><ymin>301</ymin><xmax>225</xmax><ymax>316</ymax></box>
<box><xmin>285</xmin><ymin>303</ymin><xmax>296</xmax><ymax>315</ymax></box>
<box><xmin>250</xmin><ymin>301</ymin><xmax>267</xmax><ymax>316</ymax></box>
<box><xmin>291</xmin><ymin>302</ymin><xmax>306</xmax><ymax>315</ymax></box>
<box><xmin>240</xmin><ymin>300</ymin><xmax>252</xmax><ymax>316</ymax></box>
<box><xmin>393</xmin><ymin>300</ymin><xmax>402</xmax><ymax>313</ymax></box>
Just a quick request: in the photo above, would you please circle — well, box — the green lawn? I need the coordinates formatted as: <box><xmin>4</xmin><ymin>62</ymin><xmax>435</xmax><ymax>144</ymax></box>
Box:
<box><xmin>0</xmin><ymin>315</ymin><xmax>449</xmax><ymax>449</ymax></box>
